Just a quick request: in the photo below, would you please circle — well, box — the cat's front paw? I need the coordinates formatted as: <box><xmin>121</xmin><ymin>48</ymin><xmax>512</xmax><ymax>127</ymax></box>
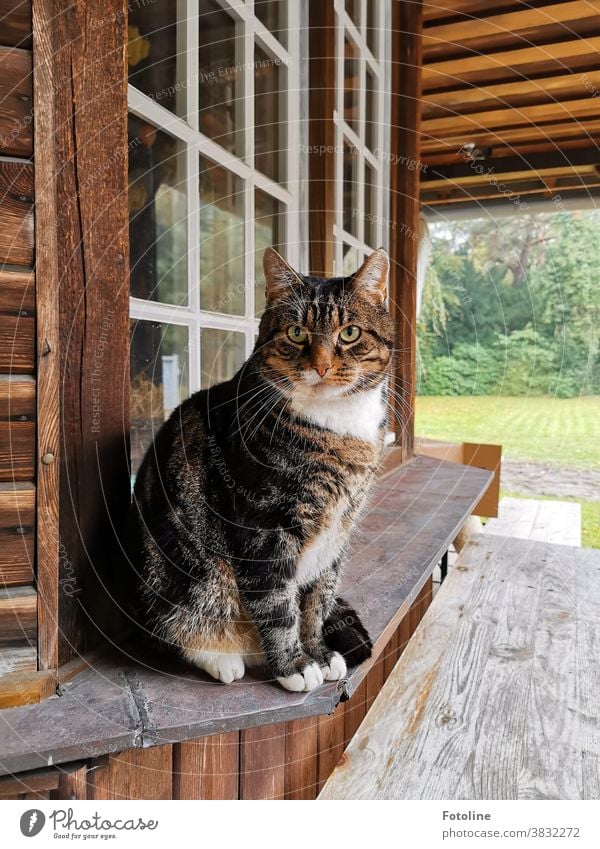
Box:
<box><xmin>277</xmin><ymin>661</ymin><xmax>324</xmax><ymax>692</ymax></box>
<box><xmin>187</xmin><ymin>650</ymin><xmax>246</xmax><ymax>684</ymax></box>
<box><xmin>320</xmin><ymin>651</ymin><xmax>347</xmax><ymax>681</ymax></box>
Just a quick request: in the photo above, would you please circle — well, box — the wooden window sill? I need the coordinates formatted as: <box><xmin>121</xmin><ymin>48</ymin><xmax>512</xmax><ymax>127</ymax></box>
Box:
<box><xmin>0</xmin><ymin>455</ymin><xmax>492</xmax><ymax>776</ymax></box>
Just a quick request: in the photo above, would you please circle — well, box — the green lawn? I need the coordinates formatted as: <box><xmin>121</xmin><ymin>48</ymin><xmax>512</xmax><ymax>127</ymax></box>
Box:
<box><xmin>415</xmin><ymin>395</ymin><xmax>600</xmax><ymax>468</ymax></box>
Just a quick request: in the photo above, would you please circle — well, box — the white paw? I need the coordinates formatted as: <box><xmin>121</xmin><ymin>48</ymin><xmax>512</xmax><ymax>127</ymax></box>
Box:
<box><xmin>277</xmin><ymin>662</ymin><xmax>324</xmax><ymax>692</ymax></box>
<box><xmin>187</xmin><ymin>650</ymin><xmax>245</xmax><ymax>684</ymax></box>
<box><xmin>321</xmin><ymin>651</ymin><xmax>347</xmax><ymax>681</ymax></box>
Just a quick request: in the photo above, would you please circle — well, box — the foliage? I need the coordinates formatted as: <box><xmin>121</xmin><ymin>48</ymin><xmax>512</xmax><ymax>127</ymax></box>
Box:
<box><xmin>418</xmin><ymin>211</ymin><xmax>600</xmax><ymax>397</ymax></box>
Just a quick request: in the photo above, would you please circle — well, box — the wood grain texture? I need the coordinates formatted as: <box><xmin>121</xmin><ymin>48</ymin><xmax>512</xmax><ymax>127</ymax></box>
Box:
<box><xmin>51</xmin><ymin>762</ymin><xmax>89</xmax><ymax>801</ymax></box>
<box><xmin>0</xmin><ymin>481</ymin><xmax>34</xmax><ymax>585</ymax></box>
<box><xmin>32</xmin><ymin>0</ymin><xmax>59</xmax><ymax>671</ymax></box>
<box><xmin>0</xmin><ymin>375</ymin><xmax>34</xmax><ymax>480</ymax></box>
<box><xmin>240</xmin><ymin>723</ymin><xmax>286</xmax><ymax>799</ymax></box>
<box><xmin>0</xmin><ymin>585</ymin><xmax>36</xmax><ymax>642</ymax></box>
<box><xmin>89</xmin><ymin>746</ymin><xmax>173</xmax><ymax>800</ymax></box>
<box><xmin>0</xmin><ymin>47</ymin><xmax>32</xmax><ymax>157</ymax></box>
<box><xmin>0</xmin><ymin>642</ymin><xmax>36</xmax><ymax>674</ymax></box>
<box><xmin>0</xmin><ymin>766</ymin><xmax>59</xmax><ymax>799</ymax></box>
<box><xmin>284</xmin><ymin>717</ymin><xmax>319</xmax><ymax>799</ymax></box>
<box><xmin>320</xmin><ymin>534</ymin><xmax>600</xmax><ymax>800</ymax></box>
<box><xmin>485</xmin><ymin>497</ymin><xmax>581</xmax><ymax>547</ymax></box>
<box><xmin>0</xmin><ymin>667</ymin><xmax>54</xmax><ymax>708</ymax></box>
<box><xmin>316</xmin><ymin>704</ymin><xmax>346</xmax><ymax>793</ymax></box>
<box><xmin>308</xmin><ymin>0</ymin><xmax>336</xmax><ymax>276</ymax></box>
<box><xmin>0</xmin><ymin>157</ymin><xmax>33</xmax><ymax>266</ymax></box>
<box><xmin>0</xmin><ymin>1</ymin><xmax>32</xmax><ymax>48</ymax></box>
<box><xmin>389</xmin><ymin>0</ymin><xmax>422</xmax><ymax>458</ymax></box>
<box><xmin>173</xmin><ymin>732</ymin><xmax>239</xmax><ymax>799</ymax></box>
<box><xmin>33</xmin><ymin>0</ymin><xmax>130</xmax><ymax>666</ymax></box>
<box><xmin>0</xmin><ymin>268</ymin><xmax>34</xmax><ymax>373</ymax></box>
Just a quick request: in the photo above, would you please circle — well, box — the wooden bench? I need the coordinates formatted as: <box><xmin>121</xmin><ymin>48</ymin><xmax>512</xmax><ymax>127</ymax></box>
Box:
<box><xmin>320</xmin><ymin>532</ymin><xmax>600</xmax><ymax>800</ymax></box>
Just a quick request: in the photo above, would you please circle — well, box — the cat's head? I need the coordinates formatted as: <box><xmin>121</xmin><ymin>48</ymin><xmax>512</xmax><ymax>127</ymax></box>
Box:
<box><xmin>254</xmin><ymin>247</ymin><xmax>395</xmax><ymax>399</ymax></box>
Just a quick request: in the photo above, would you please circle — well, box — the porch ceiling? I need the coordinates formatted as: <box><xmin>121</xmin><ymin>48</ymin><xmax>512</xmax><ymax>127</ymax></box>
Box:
<box><xmin>420</xmin><ymin>0</ymin><xmax>600</xmax><ymax>212</ymax></box>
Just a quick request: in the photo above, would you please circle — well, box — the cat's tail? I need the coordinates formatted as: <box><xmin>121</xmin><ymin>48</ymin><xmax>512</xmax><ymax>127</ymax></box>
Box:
<box><xmin>323</xmin><ymin>597</ymin><xmax>373</xmax><ymax>667</ymax></box>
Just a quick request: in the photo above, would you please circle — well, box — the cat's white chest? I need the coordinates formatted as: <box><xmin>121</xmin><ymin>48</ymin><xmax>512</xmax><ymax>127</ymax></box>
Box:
<box><xmin>296</xmin><ymin>499</ymin><xmax>349</xmax><ymax>587</ymax></box>
<box><xmin>290</xmin><ymin>383</ymin><xmax>385</xmax><ymax>442</ymax></box>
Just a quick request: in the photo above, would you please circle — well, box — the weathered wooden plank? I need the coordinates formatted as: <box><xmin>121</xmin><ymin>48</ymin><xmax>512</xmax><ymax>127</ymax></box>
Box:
<box><xmin>0</xmin><ymin>157</ymin><xmax>33</xmax><ymax>266</ymax></box>
<box><xmin>343</xmin><ymin>675</ymin><xmax>368</xmax><ymax>748</ymax></box>
<box><xmin>0</xmin><ymin>585</ymin><xmax>36</xmax><ymax>642</ymax></box>
<box><xmin>0</xmin><ymin>48</ymin><xmax>32</xmax><ymax>157</ymax></box>
<box><xmin>0</xmin><ymin>481</ymin><xmax>34</xmax><ymax>585</ymax></box>
<box><xmin>173</xmin><ymin>732</ymin><xmax>239</xmax><ymax>799</ymax></box>
<box><xmin>0</xmin><ymin>375</ymin><xmax>34</xmax><ymax>480</ymax></box>
<box><xmin>52</xmin><ymin>762</ymin><xmax>89</xmax><ymax>801</ymax></box>
<box><xmin>0</xmin><ymin>1</ymin><xmax>32</xmax><ymax>48</ymax></box>
<box><xmin>316</xmin><ymin>704</ymin><xmax>346</xmax><ymax>794</ymax></box>
<box><xmin>389</xmin><ymin>0</ymin><xmax>422</xmax><ymax>458</ymax></box>
<box><xmin>485</xmin><ymin>497</ymin><xmax>581</xmax><ymax>546</ymax></box>
<box><xmin>284</xmin><ymin>717</ymin><xmax>319</xmax><ymax>799</ymax></box>
<box><xmin>0</xmin><ymin>269</ymin><xmax>34</xmax><ymax>372</ymax></box>
<box><xmin>0</xmin><ymin>766</ymin><xmax>59</xmax><ymax>799</ymax></box>
<box><xmin>89</xmin><ymin>746</ymin><xmax>173</xmax><ymax>800</ymax></box>
<box><xmin>0</xmin><ymin>668</ymin><xmax>55</xmax><ymax>708</ymax></box>
<box><xmin>240</xmin><ymin>723</ymin><xmax>286</xmax><ymax>799</ymax></box>
<box><xmin>320</xmin><ymin>536</ymin><xmax>600</xmax><ymax>800</ymax></box>
<box><xmin>0</xmin><ymin>643</ymin><xmax>36</xmax><ymax>674</ymax></box>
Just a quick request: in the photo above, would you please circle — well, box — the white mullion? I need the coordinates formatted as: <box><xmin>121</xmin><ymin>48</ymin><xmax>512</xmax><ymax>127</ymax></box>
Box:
<box><xmin>198</xmin><ymin>311</ymin><xmax>254</xmax><ymax>332</ymax></box>
<box><xmin>339</xmin><ymin>119</ymin><xmax>362</xmax><ymax>152</ymax></box>
<box><xmin>286</xmin><ymin>0</ymin><xmax>301</xmax><ymax>269</ymax></box>
<box><xmin>130</xmin><ymin>298</ymin><xmax>195</xmax><ymax>323</ymax></box>
<box><xmin>186</xmin><ymin>0</ymin><xmax>199</xmax><ymax>131</ymax></box>
<box><xmin>242</xmin><ymin>9</ymin><xmax>255</xmax><ymax>341</ymax></box>
<box><xmin>254</xmin><ymin>25</ymin><xmax>290</xmax><ymax>66</ymax></box>
<box><xmin>251</xmin><ymin>171</ymin><xmax>292</xmax><ymax>204</ymax></box>
<box><xmin>336</xmin><ymin>229</ymin><xmax>365</xmax><ymax>251</ymax></box>
<box><xmin>128</xmin><ymin>85</ymin><xmax>197</xmax><ymax>144</ymax></box>
<box><xmin>216</xmin><ymin>0</ymin><xmax>250</xmax><ymax>21</ymax></box>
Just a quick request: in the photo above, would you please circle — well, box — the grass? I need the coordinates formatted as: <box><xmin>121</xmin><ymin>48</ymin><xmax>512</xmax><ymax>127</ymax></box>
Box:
<box><xmin>415</xmin><ymin>395</ymin><xmax>600</xmax><ymax>468</ymax></box>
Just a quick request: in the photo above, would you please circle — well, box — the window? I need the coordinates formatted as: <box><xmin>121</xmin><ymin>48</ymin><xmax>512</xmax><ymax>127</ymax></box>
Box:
<box><xmin>333</xmin><ymin>0</ymin><xmax>390</xmax><ymax>275</ymax></box>
<box><xmin>127</xmin><ymin>0</ymin><xmax>303</xmax><ymax>474</ymax></box>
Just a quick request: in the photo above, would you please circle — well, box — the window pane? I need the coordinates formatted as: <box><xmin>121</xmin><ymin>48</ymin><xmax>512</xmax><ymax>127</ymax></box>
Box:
<box><xmin>365</xmin><ymin>163</ymin><xmax>378</xmax><ymax>248</ymax></box>
<box><xmin>343</xmin><ymin>141</ymin><xmax>358</xmax><ymax>236</ymax></box>
<box><xmin>129</xmin><ymin>116</ymin><xmax>188</xmax><ymax>306</ymax></box>
<box><xmin>366</xmin><ymin>67</ymin><xmax>376</xmax><ymax>151</ymax></box>
<box><xmin>201</xmin><ymin>328</ymin><xmax>246</xmax><ymax>388</ymax></box>
<box><xmin>255</xmin><ymin>190</ymin><xmax>283</xmax><ymax>316</ymax></box>
<box><xmin>344</xmin><ymin>38</ymin><xmax>359</xmax><ymax>131</ymax></box>
<box><xmin>255</xmin><ymin>46</ymin><xmax>283</xmax><ymax>183</ymax></box>
<box><xmin>345</xmin><ymin>0</ymin><xmax>361</xmax><ymax>30</ymax></box>
<box><xmin>130</xmin><ymin>320</ymin><xmax>189</xmax><ymax>475</ymax></box>
<box><xmin>255</xmin><ymin>0</ymin><xmax>288</xmax><ymax>47</ymax></box>
<box><xmin>128</xmin><ymin>1</ymin><xmax>184</xmax><ymax>116</ymax></box>
<box><xmin>343</xmin><ymin>244</ymin><xmax>360</xmax><ymax>277</ymax></box>
<box><xmin>199</xmin><ymin>0</ymin><xmax>240</xmax><ymax>156</ymax></box>
<box><xmin>200</xmin><ymin>158</ymin><xmax>245</xmax><ymax>316</ymax></box>
<box><xmin>367</xmin><ymin>0</ymin><xmax>377</xmax><ymax>55</ymax></box>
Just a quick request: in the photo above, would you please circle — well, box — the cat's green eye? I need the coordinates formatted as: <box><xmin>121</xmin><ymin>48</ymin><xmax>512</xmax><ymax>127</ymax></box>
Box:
<box><xmin>287</xmin><ymin>325</ymin><xmax>308</xmax><ymax>344</ymax></box>
<box><xmin>339</xmin><ymin>325</ymin><xmax>362</xmax><ymax>344</ymax></box>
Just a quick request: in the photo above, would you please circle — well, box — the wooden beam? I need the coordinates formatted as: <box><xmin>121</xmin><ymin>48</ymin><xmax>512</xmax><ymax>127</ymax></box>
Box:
<box><xmin>0</xmin><ymin>0</ymin><xmax>32</xmax><ymax>49</ymax></box>
<box><xmin>423</xmin><ymin>0</ymin><xmax>525</xmax><ymax>22</ymax></box>
<box><xmin>389</xmin><ymin>0</ymin><xmax>423</xmax><ymax>460</ymax></box>
<box><xmin>422</xmin><ymin>179</ymin><xmax>600</xmax><ymax>206</ymax></box>
<box><xmin>423</xmin><ymin>36</ymin><xmax>600</xmax><ymax>91</ymax></box>
<box><xmin>421</xmin><ymin>119</ymin><xmax>600</xmax><ymax>155</ymax></box>
<box><xmin>308</xmin><ymin>0</ymin><xmax>336</xmax><ymax>276</ymax></box>
<box><xmin>0</xmin><ymin>375</ymin><xmax>35</xmax><ymax>481</ymax></box>
<box><xmin>422</xmin><ymin>165</ymin><xmax>598</xmax><ymax>192</ymax></box>
<box><xmin>34</xmin><ymin>0</ymin><xmax>130</xmax><ymax>666</ymax></box>
<box><xmin>424</xmin><ymin>1</ymin><xmax>600</xmax><ymax>51</ymax></box>
<box><xmin>422</xmin><ymin>148</ymin><xmax>600</xmax><ymax>182</ymax></box>
<box><xmin>0</xmin><ymin>482</ymin><xmax>34</xmax><ymax>587</ymax></box>
<box><xmin>422</xmin><ymin>97</ymin><xmax>600</xmax><ymax>138</ymax></box>
<box><xmin>0</xmin><ymin>586</ymin><xmax>36</xmax><ymax>642</ymax></box>
<box><xmin>422</xmin><ymin>70</ymin><xmax>600</xmax><ymax>119</ymax></box>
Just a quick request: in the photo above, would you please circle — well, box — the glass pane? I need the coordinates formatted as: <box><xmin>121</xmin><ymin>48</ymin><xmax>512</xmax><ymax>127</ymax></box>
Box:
<box><xmin>129</xmin><ymin>115</ymin><xmax>188</xmax><ymax>306</ymax></box>
<box><xmin>365</xmin><ymin>163</ymin><xmax>378</xmax><ymax>247</ymax></box>
<box><xmin>367</xmin><ymin>0</ymin><xmax>377</xmax><ymax>55</ymax></box>
<box><xmin>201</xmin><ymin>328</ymin><xmax>246</xmax><ymax>388</ymax></box>
<box><xmin>130</xmin><ymin>320</ymin><xmax>189</xmax><ymax>475</ymax></box>
<box><xmin>255</xmin><ymin>190</ymin><xmax>283</xmax><ymax>316</ymax></box>
<box><xmin>345</xmin><ymin>0</ymin><xmax>361</xmax><ymax>30</ymax></box>
<box><xmin>343</xmin><ymin>141</ymin><xmax>358</xmax><ymax>236</ymax></box>
<box><xmin>199</xmin><ymin>0</ymin><xmax>240</xmax><ymax>155</ymax></box>
<box><xmin>128</xmin><ymin>2</ymin><xmax>184</xmax><ymax>117</ymax></box>
<box><xmin>344</xmin><ymin>38</ymin><xmax>360</xmax><ymax>131</ymax></box>
<box><xmin>343</xmin><ymin>244</ymin><xmax>360</xmax><ymax>277</ymax></box>
<box><xmin>366</xmin><ymin>67</ymin><xmax>376</xmax><ymax>151</ymax></box>
<box><xmin>200</xmin><ymin>158</ymin><xmax>245</xmax><ymax>315</ymax></box>
<box><xmin>255</xmin><ymin>45</ymin><xmax>283</xmax><ymax>183</ymax></box>
<box><xmin>255</xmin><ymin>0</ymin><xmax>288</xmax><ymax>47</ymax></box>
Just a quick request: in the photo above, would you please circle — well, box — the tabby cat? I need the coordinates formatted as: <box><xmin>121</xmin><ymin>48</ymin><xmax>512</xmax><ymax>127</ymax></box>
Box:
<box><xmin>127</xmin><ymin>247</ymin><xmax>395</xmax><ymax>692</ymax></box>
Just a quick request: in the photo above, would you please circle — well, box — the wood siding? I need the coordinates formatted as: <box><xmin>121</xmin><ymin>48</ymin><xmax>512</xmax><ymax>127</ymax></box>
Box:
<box><xmin>0</xmin><ymin>584</ymin><xmax>432</xmax><ymax>800</ymax></box>
<box><xmin>0</xmin><ymin>3</ymin><xmax>36</xmax><ymax>690</ymax></box>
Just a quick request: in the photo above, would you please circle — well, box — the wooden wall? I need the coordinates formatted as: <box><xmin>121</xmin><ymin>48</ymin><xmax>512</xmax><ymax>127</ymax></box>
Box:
<box><xmin>0</xmin><ymin>2</ymin><xmax>37</xmax><ymax>685</ymax></box>
<box><xmin>0</xmin><ymin>580</ymin><xmax>432</xmax><ymax>800</ymax></box>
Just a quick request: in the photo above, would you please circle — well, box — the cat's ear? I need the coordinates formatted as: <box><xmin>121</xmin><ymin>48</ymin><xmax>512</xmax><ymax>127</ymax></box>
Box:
<box><xmin>263</xmin><ymin>247</ymin><xmax>302</xmax><ymax>302</ymax></box>
<box><xmin>351</xmin><ymin>248</ymin><xmax>389</xmax><ymax>304</ymax></box>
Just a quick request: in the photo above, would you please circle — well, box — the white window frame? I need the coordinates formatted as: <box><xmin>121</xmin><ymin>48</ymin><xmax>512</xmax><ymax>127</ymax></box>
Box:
<box><xmin>128</xmin><ymin>0</ymin><xmax>303</xmax><ymax>396</ymax></box>
<box><xmin>332</xmin><ymin>0</ymin><xmax>391</xmax><ymax>275</ymax></box>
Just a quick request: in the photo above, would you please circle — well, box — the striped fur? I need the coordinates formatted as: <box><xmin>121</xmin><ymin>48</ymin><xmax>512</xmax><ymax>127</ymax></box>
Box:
<box><xmin>126</xmin><ymin>248</ymin><xmax>395</xmax><ymax>691</ymax></box>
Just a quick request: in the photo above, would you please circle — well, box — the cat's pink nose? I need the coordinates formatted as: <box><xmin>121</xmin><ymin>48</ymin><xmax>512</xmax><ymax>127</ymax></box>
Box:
<box><xmin>314</xmin><ymin>364</ymin><xmax>331</xmax><ymax>378</ymax></box>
